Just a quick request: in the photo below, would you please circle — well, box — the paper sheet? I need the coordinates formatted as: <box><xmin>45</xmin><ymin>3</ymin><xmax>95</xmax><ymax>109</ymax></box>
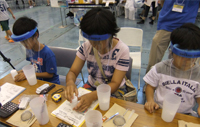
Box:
<box><xmin>0</xmin><ymin>82</ymin><xmax>26</xmax><ymax>105</ymax></box>
<box><xmin>51</xmin><ymin>87</ymin><xmax>99</xmax><ymax>127</ymax></box>
<box><xmin>178</xmin><ymin>120</ymin><xmax>200</xmax><ymax>127</ymax></box>
<box><xmin>102</xmin><ymin>103</ymin><xmax>138</xmax><ymax>127</ymax></box>
<box><xmin>6</xmin><ymin>106</ymin><xmax>36</xmax><ymax>127</ymax></box>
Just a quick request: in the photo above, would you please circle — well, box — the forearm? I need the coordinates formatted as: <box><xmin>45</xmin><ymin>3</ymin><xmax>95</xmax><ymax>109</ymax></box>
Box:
<box><xmin>145</xmin><ymin>84</ymin><xmax>155</xmax><ymax>102</ymax></box>
<box><xmin>36</xmin><ymin>72</ymin><xmax>53</xmax><ymax>78</ymax></box>
<box><xmin>7</xmin><ymin>8</ymin><xmax>14</xmax><ymax>16</ymax></box>
<box><xmin>196</xmin><ymin>98</ymin><xmax>200</xmax><ymax>105</ymax></box>
<box><xmin>108</xmin><ymin>81</ymin><xmax>121</xmax><ymax>94</ymax></box>
<box><xmin>66</xmin><ymin>70</ymin><xmax>77</xmax><ymax>86</ymax></box>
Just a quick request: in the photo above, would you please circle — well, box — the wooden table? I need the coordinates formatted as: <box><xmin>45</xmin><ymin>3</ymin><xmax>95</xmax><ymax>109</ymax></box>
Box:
<box><xmin>0</xmin><ymin>74</ymin><xmax>200</xmax><ymax>127</ymax></box>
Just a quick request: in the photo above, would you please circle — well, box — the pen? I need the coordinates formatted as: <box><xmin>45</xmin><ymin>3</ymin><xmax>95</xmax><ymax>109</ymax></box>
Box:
<box><xmin>104</xmin><ymin>112</ymin><xmax>119</xmax><ymax>122</ymax></box>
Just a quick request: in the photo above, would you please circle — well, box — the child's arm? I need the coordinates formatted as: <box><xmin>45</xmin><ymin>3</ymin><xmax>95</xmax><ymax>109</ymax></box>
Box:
<box><xmin>196</xmin><ymin>97</ymin><xmax>200</xmax><ymax>116</ymax></box>
<box><xmin>35</xmin><ymin>72</ymin><xmax>53</xmax><ymax>78</ymax></box>
<box><xmin>7</xmin><ymin>8</ymin><xmax>15</xmax><ymax>20</ymax></box>
<box><xmin>145</xmin><ymin>84</ymin><xmax>159</xmax><ymax>113</ymax></box>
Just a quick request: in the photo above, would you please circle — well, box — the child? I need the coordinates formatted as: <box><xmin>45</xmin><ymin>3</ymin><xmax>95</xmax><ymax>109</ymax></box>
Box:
<box><xmin>143</xmin><ymin>23</ymin><xmax>200</xmax><ymax>117</ymax></box>
<box><xmin>11</xmin><ymin>16</ymin><xmax>60</xmax><ymax>84</ymax></box>
<box><xmin>0</xmin><ymin>0</ymin><xmax>15</xmax><ymax>43</ymax></box>
<box><xmin>65</xmin><ymin>8</ymin><xmax>130</xmax><ymax>112</ymax></box>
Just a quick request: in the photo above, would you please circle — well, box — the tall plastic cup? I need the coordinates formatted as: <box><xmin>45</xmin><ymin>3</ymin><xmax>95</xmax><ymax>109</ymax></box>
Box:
<box><xmin>22</xmin><ymin>65</ymin><xmax>37</xmax><ymax>85</ymax></box>
<box><xmin>85</xmin><ymin>110</ymin><xmax>102</xmax><ymax>127</ymax></box>
<box><xmin>29</xmin><ymin>97</ymin><xmax>49</xmax><ymax>125</ymax></box>
<box><xmin>95</xmin><ymin>0</ymin><xmax>99</xmax><ymax>4</ymax></box>
<box><xmin>161</xmin><ymin>94</ymin><xmax>181</xmax><ymax>122</ymax></box>
<box><xmin>97</xmin><ymin>84</ymin><xmax>111</xmax><ymax>111</ymax></box>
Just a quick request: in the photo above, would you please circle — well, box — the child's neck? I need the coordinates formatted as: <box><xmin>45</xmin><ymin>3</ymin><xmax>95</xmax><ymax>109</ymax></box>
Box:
<box><xmin>32</xmin><ymin>42</ymin><xmax>44</xmax><ymax>52</ymax></box>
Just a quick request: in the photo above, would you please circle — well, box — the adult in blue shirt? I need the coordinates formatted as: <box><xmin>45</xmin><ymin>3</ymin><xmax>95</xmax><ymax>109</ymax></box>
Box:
<box><xmin>11</xmin><ymin>16</ymin><xmax>60</xmax><ymax>85</ymax></box>
<box><xmin>146</xmin><ymin>0</ymin><xmax>200</xmax><ymax>74</ymax></box>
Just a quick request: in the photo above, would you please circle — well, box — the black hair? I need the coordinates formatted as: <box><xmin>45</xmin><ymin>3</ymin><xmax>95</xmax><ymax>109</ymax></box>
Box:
<box><xmin>171</xmin><ymin>23</ymin><xmax>200</xmax><ymax>50</ymax></box>
<box><xmin>80</xmin><ymin>7</ymin><xmax>120</xmax><ymax>36</ymax></box>
<box><xmin>12</xmin><ymin>16</ymin><xmax>39</xmax><ymax>38</ymax></box>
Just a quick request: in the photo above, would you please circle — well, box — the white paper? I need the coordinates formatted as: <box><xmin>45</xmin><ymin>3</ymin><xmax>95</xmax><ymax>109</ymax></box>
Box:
<box><xmin>51</xmin><ymin>88</ymin><xmax>99</xmax><ymax>127</ymax></box>
<box><xmin>0</xmin><ymin>82</ymin><xmax>26</xmax><ymax>105</ymax></box>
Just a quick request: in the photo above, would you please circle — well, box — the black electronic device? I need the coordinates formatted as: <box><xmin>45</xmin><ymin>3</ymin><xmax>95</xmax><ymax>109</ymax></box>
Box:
<box><xmin>40</xmin><ymin>84</ymin><xmax>56</xmax><ymax>94</ymax></box>
<box><xmin>57</xmin><ymin>122</ymin><xmax>73</xmax><ymax>127</ymax></box>
<box><xmin>0</xmin><ymin>101</ymin><xmax>19</xmax><ymax>118</ymax></box>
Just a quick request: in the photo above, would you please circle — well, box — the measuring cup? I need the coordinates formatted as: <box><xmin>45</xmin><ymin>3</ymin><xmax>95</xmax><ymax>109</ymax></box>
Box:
<box><xmin>113</xmin><ymin>109</ymin><xmax>129</xmax><ymax>127</ymax></box>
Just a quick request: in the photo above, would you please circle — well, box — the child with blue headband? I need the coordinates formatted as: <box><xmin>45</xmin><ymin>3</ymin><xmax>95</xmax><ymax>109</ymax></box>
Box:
<box><xmin>11</xmin><ymin>16</ymin><xmax>60</xmax><ymax>84</ymax></box>
<box><xmin>144</xmin><ymin>23</ymin><xmax>200</xmax><ymax>117</ymax></box>
<box><xmin>65</xmin><ymin>8</ymin><xmax>130</xmax><ymax>112</ymax></box>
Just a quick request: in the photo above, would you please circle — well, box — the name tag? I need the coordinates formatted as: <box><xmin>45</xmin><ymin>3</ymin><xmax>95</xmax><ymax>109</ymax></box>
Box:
<box><xmin>172</xmin><ymin>3</ymin><xmax>184</xmax><ymax>13</ymax></box>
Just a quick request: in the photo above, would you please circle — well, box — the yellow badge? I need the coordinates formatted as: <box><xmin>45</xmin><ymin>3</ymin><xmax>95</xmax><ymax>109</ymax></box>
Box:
<box><xmin>172</xmin><ymin>3</ymin><xmax>184</xmax><ymax>13</ymax></box>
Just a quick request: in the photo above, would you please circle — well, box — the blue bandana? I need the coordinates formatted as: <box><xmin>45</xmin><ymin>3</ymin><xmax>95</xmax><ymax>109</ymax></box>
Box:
<box><xmin>82</xmin><ymin>31</ymin><xmax>111</xmax><ymax>41</ymax></box>
<box><xmin>11</xmin><ymin>27</ymin><xmax>37</xmax><ymax>42</ymax></box>
<box><xmin>170</xmin><ymin>42</ymin><xmax>200</xmax><ymax>58</ymax></box>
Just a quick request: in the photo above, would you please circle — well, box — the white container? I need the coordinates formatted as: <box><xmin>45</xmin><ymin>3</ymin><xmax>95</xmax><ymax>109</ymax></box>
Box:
<box><xmin>95</xmin><ymin>0</ymin><xmax>99</xmax><ymax>4</ymax></box>
<box><xmin>97</xmin><ymin>84</ymin><xmax>111</xmax><ymax>111</ymax></box>
<box><xmin>22</xmin><ymin>65</ymin><xmax>37</xmax><ymax>85</ymax></box>
<box><xmin>29</xmin><ymin>97</ymin><xmax>49</xmax><ymax>125</ymax></box>
<box><xmin>85</xmin><ymin>110</ymin><xmax>102</xmax><ymax>127</ymax></box>
<box><xmin>10</xmin><ymin>69</ymin><xmax>18</xmax><ymax>80</ymax></box>
<box><xmin>161</xmin><ymin>94</ymin><xmax>181</xmax><ymax>122</ymax></box>
<box><xmin>71</xmin><ymin>94</ymin><xmax>78</xmax><ymax>108</ymax></box>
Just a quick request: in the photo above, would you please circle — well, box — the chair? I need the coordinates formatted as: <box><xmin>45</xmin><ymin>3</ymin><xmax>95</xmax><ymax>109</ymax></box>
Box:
<box><xmin>49</xmin><ymin>46</ymin><xmax>85</xmax><ymax>86</ymax></box>
<box><xmin>117</xmin><ymin>27</ymin><xmax>143</xmax><ymax>90</ymax></box>
<box><xmin>126</xmin><ymin>57</ymin><xmax>133</xmax><ymax>80</ymax></box>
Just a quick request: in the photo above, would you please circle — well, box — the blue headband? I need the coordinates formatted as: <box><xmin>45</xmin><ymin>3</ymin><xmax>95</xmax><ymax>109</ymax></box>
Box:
<box><xmin>82</xmin><ymin>31</ymin><xmax>111</xmax><ymax>41</ymax></box>
<box><xmin>11</xmin><ymin>27</ymin><xmax>38</xmax><ymax>42</ymax></box>
<box><xmin>170</xmin><ymin>42</ymin><xmax>200</xmax><ymax>58</ymax></box>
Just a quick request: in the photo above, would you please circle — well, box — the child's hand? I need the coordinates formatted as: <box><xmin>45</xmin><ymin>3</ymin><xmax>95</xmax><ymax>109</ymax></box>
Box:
<box><xmin>14</xmin><ymin>72</ymin><xmax>26</xmax><ymax>82</ymax></box>
<box><xmin>12</xmin><ymin>15</ymin><xmax>16</xmax><ymax>20</ymax></box>
<box><xmin>145</xmin><ymin>101</ymin><xmax>159</xmax><ymax>113</ymax></box>
<box><xmin>65</xmin><ymin>83</ymin><xmax>78</xmax><ymax>103</ymax></box>
<box><xmin>73</xmin><ymin>93</ymin><xmax>94</xmax><ymax>112</ymax></box>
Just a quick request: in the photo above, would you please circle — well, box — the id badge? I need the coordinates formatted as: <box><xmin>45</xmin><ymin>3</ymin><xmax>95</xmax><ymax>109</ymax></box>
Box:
<box><xmin>172</xmin><ymin>3</ymin><xmax>184</xmax><ymax>13</ymax></box>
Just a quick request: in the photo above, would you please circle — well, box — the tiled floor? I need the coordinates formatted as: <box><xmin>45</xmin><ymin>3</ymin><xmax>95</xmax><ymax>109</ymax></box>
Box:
<box><xmin>1</xmin><ymin>5</ymin><xmax>200</xmax><ymax>105</ymax></box>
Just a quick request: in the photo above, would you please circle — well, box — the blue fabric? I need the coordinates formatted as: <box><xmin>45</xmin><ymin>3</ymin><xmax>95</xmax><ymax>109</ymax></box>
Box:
<box><xmin>157</xmin><ymin>0</ymin><xmax>200</xmax><ymax>32</ymax></box>
<box><xmin>26</xmin><ymin>45</ymin><xmax>60</xmax><ymax>84</ymax></box>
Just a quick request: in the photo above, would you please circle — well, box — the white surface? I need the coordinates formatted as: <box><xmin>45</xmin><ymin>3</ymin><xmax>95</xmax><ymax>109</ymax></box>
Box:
<box><xmin>97</xmin><ymin>84</ymin><xmax>111</xmax><ymax>111</ymax></box>
<box><xmin>29</xmin><ymin>97</ymin><xmax>49</xmax><ymax>125</ymax></box>
<box><xmin>0</xmin><ymin>82</ymin><xmax>26</xmax><ymax>105</ymax></box>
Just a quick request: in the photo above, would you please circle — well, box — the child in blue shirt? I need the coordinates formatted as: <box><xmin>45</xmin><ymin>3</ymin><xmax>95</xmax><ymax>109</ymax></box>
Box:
<box><xmin>11</xmin><ymin>16</ymin><xmax>60</xmax><ymax>84</ymax></box>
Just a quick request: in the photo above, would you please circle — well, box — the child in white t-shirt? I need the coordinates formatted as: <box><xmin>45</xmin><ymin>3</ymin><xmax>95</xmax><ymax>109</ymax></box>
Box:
<box><xmin>144</xmin><ymin>23</ymin><xmax>200</xmax><ymax>117</ymax></box>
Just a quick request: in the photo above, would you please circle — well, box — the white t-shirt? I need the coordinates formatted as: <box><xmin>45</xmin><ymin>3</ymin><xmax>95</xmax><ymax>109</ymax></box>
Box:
<box><xmin>143</xmin><ymin>59</ymin><xmax>200</xmax><ymax>114</ymax></box>
<box><xmin>77</xmin><ymin>38</ymin><xmax>130</xmax><ymax>88</ymax></box>
<box><xmin>0</xmin><ymin>0</ymin><xmax>9</xmax><ymax>21</ymax></box>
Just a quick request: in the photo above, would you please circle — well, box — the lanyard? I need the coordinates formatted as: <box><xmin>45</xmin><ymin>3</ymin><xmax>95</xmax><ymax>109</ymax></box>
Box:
<box><xmin>175</xmin><ymin>0</ymin><xmax>185</xmax><ymax>5</ymax></box>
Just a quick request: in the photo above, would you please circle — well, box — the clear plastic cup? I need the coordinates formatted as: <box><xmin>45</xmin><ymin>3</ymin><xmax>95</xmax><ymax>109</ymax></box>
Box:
<box><xmin>29</xmin><ymin>97</ymin><xmax>49</xmax><ymax>125</ymax></box>
<box><xmin>97</xmin><ymin>84</ymin><xmax>111</xmax><ymax>111</ymax></box>
<box><xmin>10</xmin><ymin>69</ymin><xmax>18</xmax><ymax>80</ymax></box>
<box><xmin>161</xmin><ymin>94</ymin><xmax>181</xmax><ymax>122</ymax></box>
<box><xmin>22</xmin><ymin>65</ymin><xmax>37</xmax><ymax>85</ymax></box>
<box><xmin>85</xmin><ymin>110</ymin><xmax>102</xmax><ymax>127</ymax></box>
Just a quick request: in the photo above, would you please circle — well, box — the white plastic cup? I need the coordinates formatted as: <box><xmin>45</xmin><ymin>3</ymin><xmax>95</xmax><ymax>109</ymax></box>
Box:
<box><xmin>71</xmin><ymin>94</ymin><xmax>78</xmax><ymax>108</ymax></box>
<box><xmin>29</xmin><ymin>97</ymin><xmax>49</xmax><ymax>125</ymax></box>
<box><xmin>97</xmin><ymin>84</ymin><xmax>111</xmax><ymax>111</ymax></box>
<box><xmin>85</xmin><ymin>110</ymin><xmax>102</xmax><ymax>127</ymax></box>
<box><xmin>10</xmin><ymin>69</ymin><xmax>18</xmax><ymax>80</ymax></box>
<box><xmin>95</xmin><ymin>0</ymin><xmax>99</xmax><ymax>4</ymax></box>
<box><xmin>22</xmin><ymin>65</ymin><xmax>37</xmax><ymax>85</ymax></box>
<box><xmin>161</xmin><ymin>94</ymin><xmax>181</xmax><ymax>122</ymax></box>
